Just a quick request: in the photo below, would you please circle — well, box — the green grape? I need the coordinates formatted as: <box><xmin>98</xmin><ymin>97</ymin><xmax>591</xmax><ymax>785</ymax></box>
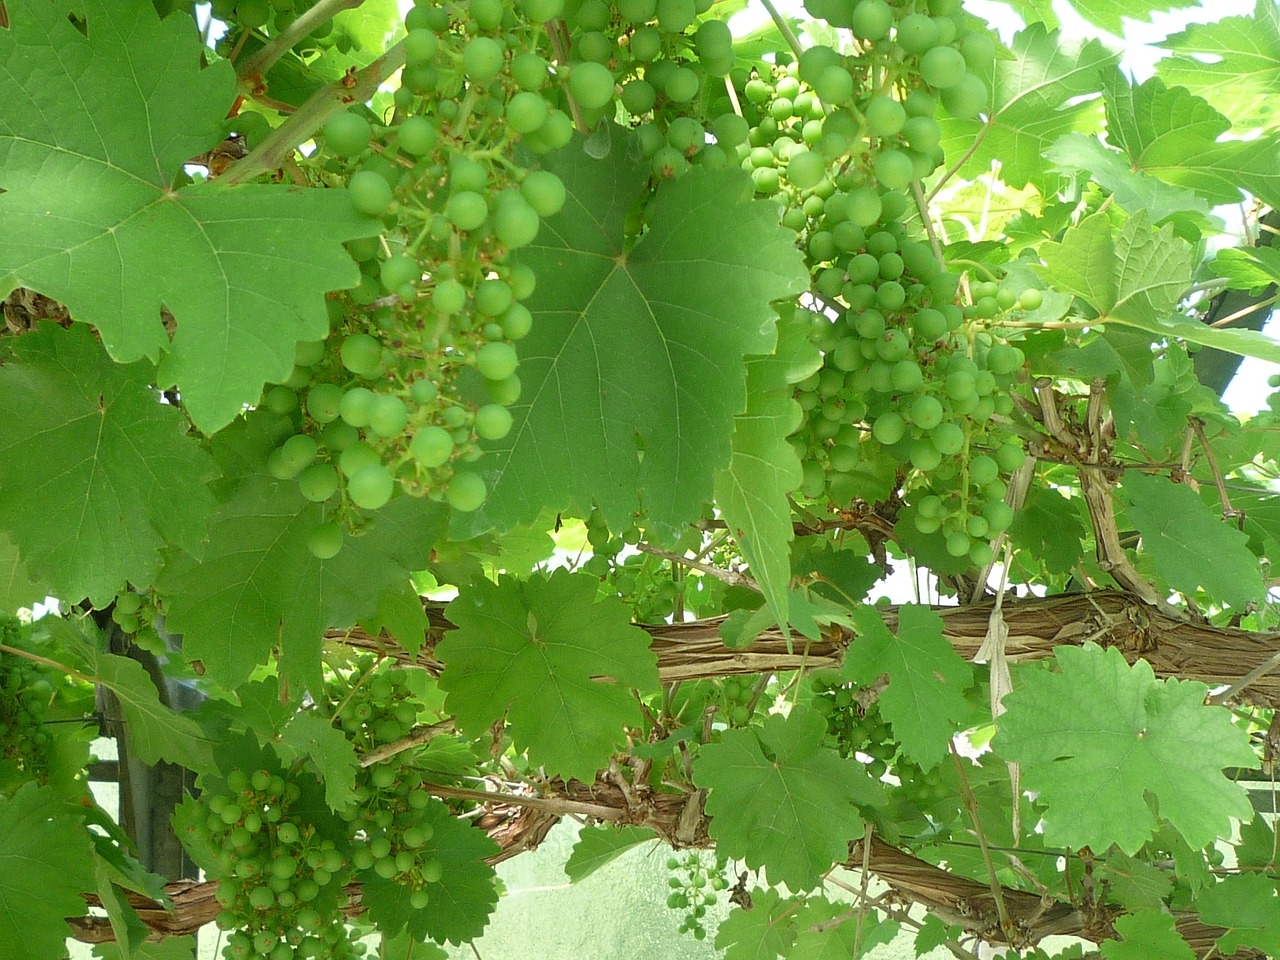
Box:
<box><xmin>347</xmin><ymin>170</ymin><xmax>393</xmax><ymax>216</ymax></box>
<box><xmin>446</xmin><ymin>471</ymin><xmax>487</xmax><ymax>511</ymax></box>
<box><xmin>410</xmin><ymin>427</ymin><xmax>453</xmax><ymax>468</ymax></box>
<box><xmin>522</xmin><ymin>0</ymin><xmax>564</xmax><ymax>19</ymax></box>
<box><xmin>940</xmin><ymin>73</ymin><xmax>988</xmax><ymax>119</ymax></box>
<box><xmin>367</xmin><ymin>394</ymin><xmax>408</xmax><ymax>438</ymax></box>
<box><xmin>621</xmin><ymin>79</ymin><xmax>657</xmax><ymax>115</ymax></box>
<box><xmin>506</xmin><ymin>91</ymin><xmax>548</xmax><ymax>134</ymax></box>
<box><xmin>568</xmin><ymin>61</ymin><xmax>615</xmax><ymax>110</ymax></box>
<box><xmin>486</xmin><ymin>374</ymin><xmax>522</xmax><ymax>405</ymax></box>
<box><xmin>325</xmin><ymin>111</ymin><xmax>372</xmax><ymax>157</ymax></box>
<box><xmin>872</xmin><ymin>412</ymin><xmax>905</xmax><ymax>444</ymax></box>
<box><xmin>236</xmin><ymin>0</ymin><xmax>271</xmax><ymax>28</ymax></box>
<box><xmin>462</xmin><ymin>37</ymin><xmax>504</xmax><ymax>82</ymax></box>
<box><xmin>306</xmin><ymin>384</ymin><xmax>343</xmax><ymax>424</ymax></box>
<box><xmin>474</xmin><ymin>404</ymin><xmax>513</xmax><ymax>440</ymax></box>
<box><xmin>786</xmin><ymin>149</ymin><xmax>826</xmax><ymax>190</ymax></box>
<box><xmin>931</xmin><ymin>421</ymin><xmax>965</xmax><ymax>456</ymax></box>
<box><xmin>340</xmin><ymin>334</ymin><xmax>382</xmax><ymax>377</ymax></box>
<box><xmin>664</xmin><ymin>67</ymin><xmax>700</xmax><ymax>103</ymax></box>
<box><xmin>295</xmin><ymin>340</ymin><xmax>326</xmax><ymax>367</ymax></box>
<box><xmin>865</xmin><ymin>96</ymin><xmax>906</xmax><ymax>137</ymax></box>
<box><xmin>476</xmin><ymin>342</ymin><xmax>518</xmax><ymax>380</ymax></box>
<box><xmin>446</xmin><ymin>191</ymin><xmax>488</xmax><ymax>231</ymax></box>
<box><xmin>264</xmin><ymin>386</ymin><xmax>298</xmax><ymax>415</ymax></box>
<box><xmin>655</xmin><ymin>0</ymin><xmax>696</xmax><ymax>32</ymax></box>
<box><xmin>493</xmin><ymin>194</ymin><xmax>540</xmax><ymax>248</ymax></box>
<box><xmin>511</xmin><ymin>51</ymin><xmax>549</xmax><ymax>91</ymax></box>
<box><xmin>501</xmin><ymin>302</ymin><xmax>533</xmax><ymax>339</ymax></box>
<box><xmin>433</xmin><ymin>278</ymin><xmax>467</xmax><ymax>315</ymax></box>
<box><xmin>307</xmin><ymin>523</ymin><xmax>343</xmax><ymax>559</ymax></box>
<box><xmin>850</xmin><ymin>0</ymin><xmax>892</xmax><ymax>39</ymax></box>
<box><xmin>348</xmin><ymin>464</ymin><xmax>395</xmax><ymax>510</ymax></box>
<box><xmin>338</xmin><ymin>387</ymin><xmax>375</xmax><ymax>428</ymax></box>
<box><xmin>1018</xmin><ymin>288</ymin><xmax>1043</xmax><ymax>310</ymax></box>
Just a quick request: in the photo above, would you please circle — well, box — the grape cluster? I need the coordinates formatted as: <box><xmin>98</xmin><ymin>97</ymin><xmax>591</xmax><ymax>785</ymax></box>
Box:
<box><xmin>180</xmin><ymin>764</ymin><xmax>363</xmax><ymax>960</ymax></box>
<box><xmin>719</xmin><ymin>675</ymin><xmax>757</xmax><ymax>727</ymax></box>
<box><xmin>0</xmin><ymin>615</ymin><xmax>53</xmax><ymax>785</ymax></box>
<box><xmin>256</xmin><ymin>0</ymin><xmax>587</xmax><ymax>557</ymax></box>
<box><xmin>811</xmin><ymin>677</ymin><xmax>947</xmax><ymax>803</ymax></box>
<box><xmin>325</xmin><ymin>657</ymin><xmax>449</xmax><ymax>909</ymax></box>
<box><xmin>717</xmin><ymin>12</ymin><xmax>1027</xmax><ymax>565</ymax></box>
<box><xmin>665</xmin><ymin>850</ymin><xmax>728</xmax><ymax>941</ymax></box>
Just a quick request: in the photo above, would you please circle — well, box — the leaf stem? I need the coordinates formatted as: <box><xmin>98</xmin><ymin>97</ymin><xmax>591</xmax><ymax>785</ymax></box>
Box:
<box><xmin>221</xmin><ymin>39</ymin><xmax>407</xmax><ymax>185</ymax></box>
<box><xmin>757</xmin><ymin>0</ymin><xmax>805</xmax><ymax>62</ymax></box>
<box><xmin>238</xmin><ymin>0</ymin><xmax>364</xmax><ymax>80</ymax></box>
<box><xmin>926</xmin><ymin>119</ymin><xmax>991</xmax><ymax>204</ymax></box>
<box><xmin>634</xmin><ymin>543</ymin><xmax>762</xmax><ymax>593</ymax></box>
<box><xmin>0</xmin><ymin>643</ymin><xmax>94</xmax><ymax>685</ymax></box>
<box><xmin>1208</xmin><ymin>291</ymin><xmax>1280</xmax><ymax>328</ymax></box>
<box><xmin>948</xmin><ymin>740</ymin><xmax>1014</xmax><ymax>941</ymax></box>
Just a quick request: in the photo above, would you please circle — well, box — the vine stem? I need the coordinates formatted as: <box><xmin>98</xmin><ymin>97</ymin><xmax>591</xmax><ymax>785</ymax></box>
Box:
<box><xmin>237</xmin><ymin>0</ymin><xmax>363</xmax><ymax>79</ymax></box>
<box><xmin>757</xmin><ymin>0</ymin><xmax>805</xmax><ymax>62</ymax></box>
<box><xmin>0</xmin><ymin>643</ymin><xmax>94</xmax><ymax>685</ymax></box>
<box><xmin>422</xmin><ymin>782</ymin><xmax>623</xmax><ymax>820</ymax></box>
<box><xmin>358</xmin><ymin>720</ymin><xmax>454</xmax><ymax>767</ymax></box>
<box><xmin>926</xmin><ymin>119</ymin><xmax>991</xmax><ymax>204</ymax></box>
<box><xmin>911</xmin><ymin>179</ymin><xmax>944</xmax><ymax>264</ymax></box>
<box><xmin>1208</xmin><ymin>291</ymin><xmax>1280</xmax><ymax>328</ymax></box>
<box><xmin>634</xmin><ymin>542</ymin><xmax>762</xmax><ymax>593</ymax></box>
<box><xmin>220</xmin><ymin>39</ymin><xmax>407</xmax><ymax>185</ymax></box>
<box><xmin>948</xmin><ymin>740</ymin><xmax>1014</xmax><ymax>941</ymax></box>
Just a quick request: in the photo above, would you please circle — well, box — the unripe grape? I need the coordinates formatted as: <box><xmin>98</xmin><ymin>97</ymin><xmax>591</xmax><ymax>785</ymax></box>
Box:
<box><xmin>307</xmin><ymin>383</ymin><xmax>343</xmax><ymax>423</ymax></box>
<box><xmin>474</xmin><ymin>404</ymin><xmax>514</xmax><ymax>440</ymax></box>
<box><xmin>411</xmin><ymin>427</ymin><xmax>453</xmax><ymax>468</ymax></box>
<box><xmin>347</xmin><ymin>170</ymin><xmax>393</xmax><ymax>216</ymax></box>
<box><xmin>367</xmin><ymin>394</ymin><xmax>409</xmax><ymax>438</ymax></box>
<box><xmin>325</xmin><ymin>111</ymin><xmax>371</xmax><ymax>157</ymax></box>
<box><xmin>446</xmin><ymin>471</ymin><xmax>487</xmax><ymax>511</ymax></box>
<box><xmin>521</xmin><ymin>170</ymin><xmax>566</xmax><ymax>217</ymax></box>
<box><xmin>920</xmin><ymin>46</ymin><xmax>967</xmax><ymax>89</ymax></box>
<box><xmin>298</xmin><ymin>463</ymin><xmax>339</xmax><ymax>502</ymax></box>
<box><xmin>850</xmin><ymin>0</ymin><xmax>892</xmax><ymax>39</ymax></box>
<box><xmin>348</xmin><ymin>463</ymin><xmax>395</xmax><ymax>510</ymax></box>
<box><xmin>340</xmin><ymin>334</ymin><xmax>382</xmax><ymax>378</ymax></box>
<box><xmin>462</xmin><ymin>37</ymin><xmax>504</xmax><ymax>82</ymax></box>
<box><xmin>493</xmin><ymin>193</ymin><xmax>540</xmax><ymax>247</ymax></box>
<box><xmin>941</xmin><ymin>73</ymin><xmax>988</xmax><ymax>119</ymax></box>
<box><xmin>569</xmin><ymin>61</ymin><xmax>615</xmax><ymax>110</ymax></box>
<box><xmin>506</xmin><ymin>91</ymin><xmax>549</xmax><ymax>134</ymax></box>
<box><xmin>307</xmin><ymin>523</ymin><xmax>343</xmax><ymax>559</ymax></box>
<box><xmin>446</xmin><ymin>191</ymin><xmax>488</xmax><ymax>231</ymax></box>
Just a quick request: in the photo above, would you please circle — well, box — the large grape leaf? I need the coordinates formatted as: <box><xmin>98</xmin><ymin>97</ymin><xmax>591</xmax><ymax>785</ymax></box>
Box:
<box><xmin>0</xmin><ymin>533</ymin><xmax>49</xmax><ymax>613</ymax></box>
<box><xmin>564</xmin><ymin>825</ymin><xmax>657</xmax><ymax>883</ymax></box>
<box><xmin>275</xmin><ymin>710</ymin><xmax>358</xmax><ymax>814</ymax></box>
<box><xmin>1057</xmin><ymin>0</ymin><xmax>1181</xmax><ymax>34</ymax></box>
<box><xmin>157</xmin><ymin>415</ymin><xmax>445</xmax><ymax>692</ymax></box>
<box><xmin>940</xmin><ymin>24</ymin><xmax>1120</xmax><ymax>192</ymax></box>
<box><xmin>693</xmin><ymin>705</ymin><xmax>882</xmax><ymax>890</ymax></box>
<box><xmin>994</xmin><ymin>643</ymin><xmax>1257</xmax><ymax>854</ymax></box>
<box><xmin>1156</xmin><ymin>0</ymin><xmax>1280</xmax><ymax>130</ymax></box>
<box><xmin>0</xmin><ymin>0</ymin><xmax>377</xmax><ymax>432</ymax></box>
<box><xmin>436</xmin><ymin>569</ymin><xmax>658</xmax><ymax>780</ymax></box>
<box><xmin>1102</xmin><ymin>73</ymin><xmax>1280</xmax><ymax>209</ymax></box>
<box><xmin>843</xmin><ymin>605</ymin><xmax>974</xmax><ymax>771</ymax></box>
<box><xmin>1100</xmin><ymin>910</ymin><xmax>1195</xmax><ymax>960</ymax></box>
<box><xmin>471</xmin><ymin>133</ymin><xmax>809</xmax><ymax>540</ymax></box>
<box><xmin>1044</xmin><ymin>134</ymin><xmax>1210</xmax><ymax>223</ymax></box>
<box><xmin>1119</xmin><ymin>473</ymin><xmax>1264</xmax><ymax>610</ymax></box>
<box><xmin>714</xmin><ymin>308</ymin><xmax>821</xmax><ymax>632</ymax></box>
<box><xmin>1007</xmin><ymin>484</ymin><xmax>1087</xmax><ymax>576</ymax></box>
<box><xmin>1197</xmin><ymin>874</ymin><xmax>1280</xmax><ymax>957</ymax></box>
<box><xmin>358</xmin><ymin>798</ymin><xmax>499</xmax><ymax>945</ymax></box>
<box><xmin>790</xmin><ymin>896</ymin><xmax>897</xmax><ymax>960</ymax></box>
<box><xmin>0</xmin><ymin>324</ymin><xmax>216</xmax><ymax>606</ymax></box>
<box><xmin>0</xmin><ymin>783</ymin><xmax>96</xmax><ymax>960</ymax></box>
<box><xmin>715</xmin><ymin>890</ymin><xmax>797</xmax><ymax>960</ymax></box>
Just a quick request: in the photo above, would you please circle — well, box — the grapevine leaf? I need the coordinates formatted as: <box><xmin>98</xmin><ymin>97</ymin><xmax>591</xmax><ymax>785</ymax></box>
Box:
<box><xmin>0</xmin><ymin>324</ymin><xmax>216</xmax><ymax>606</ymax></box>
<box><xmin>843</xmin><ymin>605</ymin><xmax>974</xmax><ymax>770</ymax></box>
<box><xmin>1100</xmin><ymin>910</ymin><xmax>1194</xmax><ymax>960</ymax></box>
<box><xmin>940</xmin><ymin>24</ymin><xmax>1120</xmax><ymax>191</ymax></box>
<box><xmin>1102</xmin><ymin>73</ymin><xmax>1280</xmax><ymax>208</ymax></box>
<box><xmin>994</xmin><ymin>643</ymin><xmax>1258</xmax><ymax>854</ymax></box>
<box><xmin>1237</xmin><ymin>814</ymin><xmax>1277</xmax><ymax>869</ymax></box>
<box><xmin>89</xmin><ymin>649</ymin><xmax>214</xmax><ymax>772</ymax></box>
<box><xmin>1214</xmin><ymin>246</ymin><xmax>1280</xmax><ymax>294</ymax></box>
<box><xmin>360</xmin><ymin>585</ymin><xmax>430</xmax><ymax>657</ymax></box>
<box><xmin>158</xmin><ymin>415</ymin><xmax>445</xmax><ymax>692</ymax></box>
<box><xmin>275</xmin><ymin>710</ymin><xmax>358</xmax><ymax>814</ymax></box>
<box><xmin>374</xmin><ymin>933</ymin><xmax>447</xmax><ymax>960</ymax></box>
<box><xmin>1196</xmin><ymin>873</ymin><xmax>1280</xmax><ymax>956</ymax></box>
<box><xmin>472</xmin><ymin>133</ymin><xmax>809</xmax><ymax>540</ymax></box>
<box><xmin>1007</xmin><ymin>485</ymin><xmax>1086</xmax><ymax>576</ymax></box>
<box><xmin>93</xmin><ymin>859</ymin><xmax>148</xmax><ymax>958</ymax></box>
<box><xmin>0</xmin><ymin>533</ymin><xmax>48</xmax><ymax>614</ymax></box>
<box><xmin>93</xmin><ymin>937</ymin><xmax>200</xmax><ymax>960</ymax></box>
<box><xmin>694</xmin><ymin>705</ymin><xmax>882</xmax><ymax>890</ymax></box>
<box><xmin>564</xmin><ymin>825</ymin><xmax>658</xmax><ymax>883</ymax></box>
<box><xmin>1156</xmin><ymin>0</ymin><xmax>1280</xmax><ymax>130</ymax></box>
<box><xmin>437</xmin><ymin>569</ymin><xmax>658</xmax><ymax>779</ymax></box>
<box><xmin>0</xmin><ymin>0</ymin><xmax>377</xmax><ymax>432</ymax></box>
<box><xmin>791</xmin><ymin>895</ymin><xmax>897</xmax><ymax>960</ymax></box>
<box><xmin>0</xmin><ymin>783</ymin><xmax>95</xmax><ymax>960</ymax></box>
<box><xmin>1119</xmin><ymin>473</ymin><xmax>1264</xmax><ymax>609</ymax></box>
<box><xmin>914</xmin><ymin>915</ymin><xmax>960</xmax><ymax>955</ymax></box>
<box><xmin>358</xmin><ymin>798</ymin><xmax>499</xmax><ymax>945</ymax></box>
<box><xmin>715</xmin><ymin>889</ymin><xmax>797</xmax><ymax>960</ymax></box>
<box><xmin>1057</xmin><ymin>0</ymin><xmax>1181</xmax><ymax>35</ymax></box>
<box><xmin>715</xmin><ymin>308</ymin><xmax>822</xmax><ymax>630</ymax></box>
<box><xmin>1100</xmin><ymin>852</ymin><xmax>1173</xmax><ymax>912</ymax></box>
<box><xmin>1044</xmin><ymin>133</ymin><xmax>1210</xmax><ymax>222</ymax></box>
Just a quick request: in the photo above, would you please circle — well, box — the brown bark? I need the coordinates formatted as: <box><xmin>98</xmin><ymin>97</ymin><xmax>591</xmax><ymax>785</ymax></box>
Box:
<box><xmin>336</xmin><ymin>590</ymin><xmax>1280</xmax><ymax>707</ymax></box>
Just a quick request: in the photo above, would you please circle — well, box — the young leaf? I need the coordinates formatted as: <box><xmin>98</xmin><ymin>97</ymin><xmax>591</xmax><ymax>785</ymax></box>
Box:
<box><xmin>940</xmin><ymin>24</ymin><xmax>1120</xmax><ymax>191</ymax></box>
<box><xmin>1120</xmin><ymin>473</ymin><xmax>1264</xmax><ymax>609</ymax></box>
<box><xmin>1100</xmin><ymin>852</ymin><xmax>1173</xmax><ymax>912</ymax></box>
<box><xmin>995</xmin><ymin>643</ymin><xmax>1257</xmax><ymax>854</ymax></box>
<box><xmin>1100</xmin><ymin>910</ymin><xmax>1194</xmax><ymax>960</ymax></box>
<box><xmin>564</xmin><ymin>825</ymin><xmax>658</xmax><ymax>883</ymax></box>
<box><xmin>357</xmin><ymin>798</ymin><xmax>499</xmax><ymax>945</ymax></box>
<box><xmin>1007</xmin><ymin>485</ymin><xmax>1087</xmax><ymax>576</ymax></box>
<box><xmin>0</xmin><ymin>0</ymin><xmax>378</xmax><ymax>431</ymax></box>
<box><xmin>694</xmin><ymin>705</ymin><xmax>882</xmax><ymax>890</ymax></box>
<box><xmin>1156</xmin><ymin>0</ymin><xmax>1280</xmax><ymax>129</ymax></box>
<box><xmin>437</xmin><ymin>568</ymin><xmax>658</xmax><ymax>780</ymax></box>
<box><xmin>716</xmin><ymin>309</ymin><xmax>822</xmax><ymax>632</ymax></box>
<box><xmin>0</xmin><ymin>324</ymin><xmax>216</xmax><ymax>605</ymax></box>
<box><xmin>468</xmin><ymin>132</ymin><xmax>809</xmax><ymax>540</ymax></box>
<box><xmin>791</xmin><ymin>895</ymin><xmax>897</xmax><ymax>959</ymax></box>
<box><xmin>275</xmin><ymin>710</ymin><xmax>358</xmax><ymax>814</ymax></box>
<box><xmin>0</xmin><ymin>783</ymin><xmax>96</xmax><ymax>960</ymax></box>
<box><xmin>1196</xmin><ymin>873</ymin><xmax>1280</xmax><ymax>957</ymax></box>
<box><xmin>844</xmin><ymin>605</ymin><xmax>975</xmax><ymax>770</ymax></box>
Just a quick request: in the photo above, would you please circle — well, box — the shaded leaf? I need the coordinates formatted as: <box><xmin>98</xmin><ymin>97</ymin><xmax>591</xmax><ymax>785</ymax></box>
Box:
<box><xmin>1100</xmin><ymin>910</ymin><xmax>1194</xmax><ymax>960</ymax></box>
<box><xmin>564</xmin><ymin>825</ymin><xmax>658</xmax><ymax>883</ymax></box>
<box><xmin>1196</xmin><ymin>873</ymin><xmax>1280</xmax><ymax>957</ymax></box>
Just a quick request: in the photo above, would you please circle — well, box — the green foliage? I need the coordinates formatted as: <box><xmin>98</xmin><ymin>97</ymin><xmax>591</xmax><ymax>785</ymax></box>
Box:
<box><xmin>996</xmin><ymin>644</ymin><xmax>1257</xmax><ymax>854</ymax></box>
<box><xmin>438</xmin><ymin>569</ymin><xmax>658</xmax><ymax>779</ymax></box>
<box><xmin>694</xmin><ymin>706</ymin><xmax>882</xmax><ymax>890</ymax></box>
<box><xmin>474</xmin><ymin>137</ymin><xmax>808</xmax><ymax>539</ymax></box>
<box><xmin>1100</xmin><ymin>910</ymin><xmax>1195</xmax><ymax>960</ymax></box>
<box><xmin>565</xmin><ymin>825</ymin><xmax>658</xmax><ymax>883</ymax></box>
<box><xmin>0</xmin><ymin>783</ymin><xmax>96</xmax><ymax>960</ymax></box>
<box><xmin>0</xmin><ymin>324</ymin><xmax>216</xmax><ymax>605</ymax></box>
<box><xmin>843</xmin><ymin>605</ymin><xmax>974</xmax><ymax>770</ymax></box>
<box><xmin>0</xmin><ymin>0</ymin><xmax>376</xmax><ymax>431</ymax></box>
<box><xmin>1196</xmin><ymin>873</ymin><xmax>1280</xmax><ymax>956</ymax></box>
<box><xmin>1119</xmin><ymin>473</ymin><xmax>1264</xmax><ymax>609</ymax></box>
